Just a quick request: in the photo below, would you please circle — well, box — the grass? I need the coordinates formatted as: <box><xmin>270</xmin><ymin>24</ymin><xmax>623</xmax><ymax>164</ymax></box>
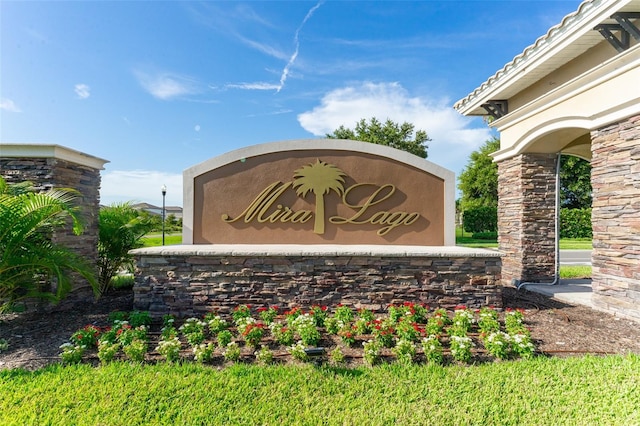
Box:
<box><xmin>456</xmin><ymin>228</ymin><xmax>592</xmax><ymax>250</ymax></box>
<box><xmin>560</xmin><ymin>265</ymin><xmax>592</xmax><ymax>279</ymax></box>
<box><xmin>1</xmin><ymin>356</ymin><xmax>638</xmax><ymax>425</ymax></box>
<box><xmin>141</xmin><ymin>232</ymin><xmax>182</xmax><ymax>247</ymax></box>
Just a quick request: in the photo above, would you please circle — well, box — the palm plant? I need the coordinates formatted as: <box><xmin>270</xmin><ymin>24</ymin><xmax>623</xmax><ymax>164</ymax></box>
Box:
<box><xmin>292</xmin><ymin>160</ymin><xmax>346</xmax><ymax>234</ymax></box>
<box><xmin>97</xmin><ymin>203</ymin><xmax>154</xmax><ymax>295</ymax></box>
<box><xmin>0</xmin><ymin>177</ymin><xmax>97</xmax><ymax>312</ymax></box>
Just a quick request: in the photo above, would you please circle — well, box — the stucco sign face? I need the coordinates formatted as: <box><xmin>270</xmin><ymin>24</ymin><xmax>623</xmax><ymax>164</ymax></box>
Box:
<box><xmin>221</xmin><ymin>159</ymin><xmax>421</xmax><ymax>237</ymax></box>
<box><xmin>182</xmin><ymin>140</ymin><xmax>455</xmax><ymax>246</ymax></box>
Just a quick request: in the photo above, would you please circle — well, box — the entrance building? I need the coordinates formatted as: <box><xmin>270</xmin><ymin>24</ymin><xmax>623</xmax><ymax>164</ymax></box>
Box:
<box><xmin>455</xmin><ymin>0</ymin><xmax>640</xmax><ymax>320</ymax></box>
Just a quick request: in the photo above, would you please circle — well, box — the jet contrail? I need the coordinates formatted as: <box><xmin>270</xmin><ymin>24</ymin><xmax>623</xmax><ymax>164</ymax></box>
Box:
<box><xmin>277</xmin><ymin>1</ymin><xmax>323</xmax><ymax>92</ymax></box>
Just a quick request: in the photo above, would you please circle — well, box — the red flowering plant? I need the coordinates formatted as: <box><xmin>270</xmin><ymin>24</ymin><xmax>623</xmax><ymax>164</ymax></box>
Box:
<box><xmin>388</xmin><ymin>304</ymin><xmax>408</xmax><ymax>323</ymax></box>
<box><xmin>371</xmin><ymin>318</ymin><xmax>396</xmax><ymax>348</ymax></box>
<box><xmin>71</xmin><ymin>325</ymin><xmax>102</xmax><ymax>348</ymax></box>
<box><xmin>232</xmin><ymin>304</ymin><xmax>252</xmax><ymax>325</ymax></box>
<box><xmin>269</xmin><ymin>322</ymin><xmax>294</xmax><ymax>346</ymax></box>
<box><xmin>338</xmin><ymin>324</ymin><xmax>358</xmax><ymax>346</ymax></box>
<box><xmin>353</xmin><ymin>317</ymin><xmax>372</xmax><ymax>335</ymax></box>
<box><xmin>284</xmin><ymin>306</ymin><xmax>302</xmax><ymax>327</ymax></box>
<box><xmin>242</xmin><ymin>322</ymin><xmax>265</xmax><ymax>348</ymax></box>
<box><xmin>258</xmin><ymin>306</ymin><xmax>278</xmax><ymax>325</ymax></box>
<box><xmin>404</xmin><ymin>302</ymin><xmax>428</xmax><ymax>324</ymax></box>
<box><xmin>117</xmin><ymin>324</ymin><xmax>148</xmax><ymax>347</ymax></box>
<box><xmin>310</xmin><ymin>305</ymin><xmax>328</xmax><ymax>327</ymax></box>
<box><xmin>395</xmin><ymin>317</ymin><xmax>424</xmax><ymax>342</ymax></box>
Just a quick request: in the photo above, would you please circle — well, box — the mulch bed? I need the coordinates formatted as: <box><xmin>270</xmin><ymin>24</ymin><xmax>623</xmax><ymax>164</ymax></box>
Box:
<box><xmin>2</xmin><ymin>286</ymin><xmax>640</xmax><ymax>371</ymax></box>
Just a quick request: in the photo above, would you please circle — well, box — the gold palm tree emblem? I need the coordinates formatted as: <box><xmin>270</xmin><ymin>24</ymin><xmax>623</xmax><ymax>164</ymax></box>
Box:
<box><xmin>292</xmin><ymin>159</ymin><xmax>346</xmax><ymax>234</ymax></box>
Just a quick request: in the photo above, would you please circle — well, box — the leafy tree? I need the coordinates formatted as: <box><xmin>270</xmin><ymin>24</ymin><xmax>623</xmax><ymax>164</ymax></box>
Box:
<box><xmin>560</xmin><ymin>156</ymin><xmax>592</xmax><ymax>209</ymax></box>
<box><xmin>326</xmin><ymin>117</ymin><xmax>430</xmax><ymax>158</ymax></box>
<box><xmin>165</xmin><ymin>214</ymin><xmax>182</xmax><ymax>232</ymax></box>
<box><xmin>97</xmin><ymin>203</ymin><xmax>154</xmax><ymax>295</ymax></box>
<box><xmin>0</xmin><ymin>177</ymin><xmax>97</xmax><ymax>312</ymax></box>
<box><xmin>458</xmin><ymin>137</ymin><xmax>500</xmax><ymax>211</ymax></box>
<box><xmin>458</xmin><ymin>138</ymin><xmax>592</xmax><ymax>211</ymax></box>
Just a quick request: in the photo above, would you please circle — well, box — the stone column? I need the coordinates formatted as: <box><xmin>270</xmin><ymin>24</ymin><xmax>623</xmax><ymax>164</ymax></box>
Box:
<box><xmin>497</xmin><ymin>153</ymin><xmax>558</xmax><ymax>285</ymax></box>
<box><xmin>590</xmin><ymin>115</ymin><xmax>640</xmax><ymax>321</ymax></box>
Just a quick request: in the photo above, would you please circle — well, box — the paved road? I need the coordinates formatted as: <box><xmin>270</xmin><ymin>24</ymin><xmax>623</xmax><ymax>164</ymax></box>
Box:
<box><xmin>560</xmin><ymin>250</ymin><xmax>592</xmax><ymax>265</ymax></box>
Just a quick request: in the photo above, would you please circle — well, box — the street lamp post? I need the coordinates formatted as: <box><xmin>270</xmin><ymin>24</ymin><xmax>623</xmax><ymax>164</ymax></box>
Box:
<box><xmin>161</xmin><ymin>185</ymin><xmax>167</xmax><ymax>246</ymax></box>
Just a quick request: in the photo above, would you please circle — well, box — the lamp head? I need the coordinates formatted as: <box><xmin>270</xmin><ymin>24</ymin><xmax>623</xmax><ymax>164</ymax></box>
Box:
<box><xmin>161</xmin><ymin>185</ymin><xmax>167</xmax><ymax>196</ymax></box>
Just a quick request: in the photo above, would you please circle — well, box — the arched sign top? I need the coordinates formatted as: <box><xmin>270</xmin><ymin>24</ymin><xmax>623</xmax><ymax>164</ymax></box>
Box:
<box><xmin>183</xmin><ymin>139</ymin><xmax>455</xmax><ymax>246</ymax></box>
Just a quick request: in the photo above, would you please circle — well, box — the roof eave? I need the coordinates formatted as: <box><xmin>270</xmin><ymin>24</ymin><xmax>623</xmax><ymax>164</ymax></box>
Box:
<box><xmin>454</xmin><ymin>0</ymin><xmax>632</xmax><ymax>116</ymax></box>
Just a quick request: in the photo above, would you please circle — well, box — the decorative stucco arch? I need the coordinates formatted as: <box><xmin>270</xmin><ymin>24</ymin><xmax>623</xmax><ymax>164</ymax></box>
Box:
<box><xmin>495</xmin><ymin>119</ymin><xmax>593</xmax><ymax>161</ymax></box>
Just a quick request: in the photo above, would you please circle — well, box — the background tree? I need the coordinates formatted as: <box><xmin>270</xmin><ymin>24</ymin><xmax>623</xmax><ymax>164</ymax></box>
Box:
<box><xmin>458</xmin><ymin>138</ymin><xmax>593</xmax><ymax>238</ymax></box>
<box><xmin>326</xmin><ymin>117</ymin><xmax>430</xmax><ymax>159</ymax></box>
<box><xmin>457</xmin><ymin>137</ymin><xmax>500</xmax><ymax>211</ymax></box>
<box><xmin>0</xmin><ymin>177</ymin><xmax>97</xmax><ymax>312</ymax></box>
<box><xmin>97</xmin><ymin>203</ymin><xmax>154</xmax><ymax>296</ymax></box>
<box><xmin>560</xmin><ymin>156</ymin><xmax>592</xmax><ymax>209</ymax></box>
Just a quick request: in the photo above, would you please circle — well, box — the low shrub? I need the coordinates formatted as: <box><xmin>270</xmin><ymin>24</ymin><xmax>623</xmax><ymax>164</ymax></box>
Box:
<box><xmin>560</xmin><ymin>208</ymin><xmax>592</xmax><ymax>238</ymax></box>
<box><xmin>463</xmin><ymin>206</ymin><xmax>497</xmax><ymax>233</ymax></box>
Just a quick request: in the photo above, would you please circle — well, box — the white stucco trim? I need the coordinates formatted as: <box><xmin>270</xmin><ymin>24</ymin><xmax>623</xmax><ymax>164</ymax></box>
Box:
<box><xmin>0</xmin><ymin>143</ymin><xmax>109</xmax><ymax>170</ymax></box>
<box><xmin>490</xmin><ymin>46</ymin><xmax>640</xmax><ymax>162</ymax></box>
<box><xmin>182</xmin><ymin>139</ymin><xmax>456</xmax><ymax>246</ymax></box>
<box><xmin>454</xmin><ymin>0</ymin><xmax>634</xmax><ymax>115</ymax></box>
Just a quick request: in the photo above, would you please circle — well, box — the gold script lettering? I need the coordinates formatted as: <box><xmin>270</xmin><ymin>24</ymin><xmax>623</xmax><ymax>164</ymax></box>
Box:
<box><xmin>221</xmin><ymin>181</ymin><xmax>312</xmax><ymax>224</ymax></box>
<box><xmin>329</xmin><ymin>183</ymin><xmax>420</xmax><ymax>236</ymax></box>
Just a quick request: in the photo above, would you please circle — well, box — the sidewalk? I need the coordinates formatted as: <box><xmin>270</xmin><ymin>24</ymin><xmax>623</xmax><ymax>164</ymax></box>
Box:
<box><xmin>523</xmin><ymin>279</ymin><xmax>594</xmax><ymax>308</ymax></box>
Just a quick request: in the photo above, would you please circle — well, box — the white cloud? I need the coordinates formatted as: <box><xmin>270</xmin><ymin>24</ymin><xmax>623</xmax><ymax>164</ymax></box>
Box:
<box><xmin>0</xmin><ymin>98</ymin><xmax>21</xmax><ymax>112</ymax></box>
<box><xmin>297</xmin><ymin>81</ymin><xmax>492</xmax><ymax>174</ymax></box>
<box><xmin>100</xmin><ymin>170</ymin><xmax>183</xmax><ymax>206</ymax></box>
<box><xmin>134</xmin><ymin>71</ymin><xmax>199</xmax><ymax>100</ymax></box>
<box><xmin>74</xmin><ymin>84</ymin><xmax>90</xmax><ymax>99</ymax></box>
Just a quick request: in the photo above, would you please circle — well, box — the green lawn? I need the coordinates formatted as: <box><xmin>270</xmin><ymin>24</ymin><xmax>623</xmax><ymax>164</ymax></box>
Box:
<box><xmin>1</xmin><ymin>356</ymin><xmax>638</xmax><ymax>425</ymax></box>
<box><xmin>456</xmin><ymin>228</ymin><xmax>592</xmax><ymax>250</ymax></box>
<box><xmin>141</xmin><ymin>232</ymin><xmax>182</xmax><ymax>247</ymax></box>
<box><xmin>560</xmin><ymin>265</ymin><xmax>592</xmax><ymax>279</ymax></box>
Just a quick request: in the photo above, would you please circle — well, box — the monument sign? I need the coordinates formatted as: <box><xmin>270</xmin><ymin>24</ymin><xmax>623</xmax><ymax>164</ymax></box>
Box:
<box><xmin>182</xmin><ymin>139</ymin><xmax>455</xmax><ymax>245</ymax></box>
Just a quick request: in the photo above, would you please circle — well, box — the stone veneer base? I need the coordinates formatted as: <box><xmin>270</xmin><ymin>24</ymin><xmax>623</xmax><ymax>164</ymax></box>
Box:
<box><xmin>131</xmin><ymin>245</ymin><xmax>502</xmax><ymax>318</ymax></box>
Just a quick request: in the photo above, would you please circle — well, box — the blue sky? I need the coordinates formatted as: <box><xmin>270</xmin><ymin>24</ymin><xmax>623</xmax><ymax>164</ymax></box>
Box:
<box><xmin>1</xmin><ymin>1</ymin><xmax>580</xmax><ymax>207</ymax></box>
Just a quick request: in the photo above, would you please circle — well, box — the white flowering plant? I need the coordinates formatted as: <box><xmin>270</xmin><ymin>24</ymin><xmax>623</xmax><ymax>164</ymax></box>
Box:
<box><xmin>421</xmin><ymin>335</ymin><xmax>444</xmax><ymax>364</ymax></box>
<box><xmin>449</xmin><ymin>335</ymin><xmax>474</xmax><ymax>363</ymax></box>
<box><xmin>363</xmin><ymin>339</ymin><xmax>382</xmax><ymax>366</ymax></box>
<box><xmin>287</xmin><ymin>341</ymin><xmax>308</xmax><ymax>362</ymax></box>
<box><xmin>59</xmin><ymin>342</ymin><xmax>85</xmax><ymax>364</ymax></box>
<box><xmin>482</xmin><ymin>331</ymin><xmax>512</xmax><ymax>360</ymax></box>
<box><xmin>156</xmin><ymin>336</ymin><xmax>181</xmax><ymax>362</ymax></box>
<box><xmin>392</xmin><ymin>339</ymin><xmax>416</xmax><ymax>365</ymax></box>
<box><xmin>193</xmin><ymin>342</ymin><xmax>216</xmax><ymax>363</ymax></box>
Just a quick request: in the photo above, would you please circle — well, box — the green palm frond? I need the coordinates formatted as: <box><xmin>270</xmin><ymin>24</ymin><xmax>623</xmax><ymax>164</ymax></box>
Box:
<box><xmin>0</xmin><ymin>176</ymin><xmax>96</xmax><ymax>312</ymax></box>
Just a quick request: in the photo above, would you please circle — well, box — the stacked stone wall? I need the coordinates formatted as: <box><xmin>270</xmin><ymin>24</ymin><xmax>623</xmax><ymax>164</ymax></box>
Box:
<box><xmin>591</xmin><ymin>114</ymin><xmax>640</xmax><ymax>320</ymax></box>
<box><xmin>497</xmin><ymin>153</ymin><xmax>557</xmax><ymax>285</ymax></box>
<box><xmin>0</xmin><ymin>157</ymin><xmax>101</xmax><ymax>293</ymax></box>
<box><xmin>133</xmin><ymin>254</ymin><xmax>502</xmax><ymax>318</ymax></box>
